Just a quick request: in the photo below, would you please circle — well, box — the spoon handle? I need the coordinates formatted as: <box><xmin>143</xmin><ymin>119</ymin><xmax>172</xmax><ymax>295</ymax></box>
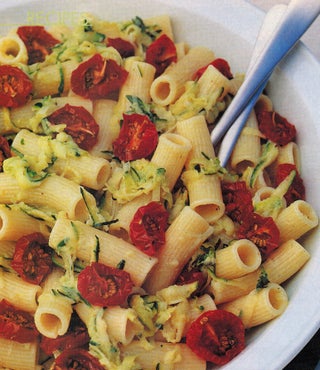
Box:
<box><xmin>217</xmin><ymin>4</ymin><xmax>286</xmax><ymax>167</ymax></box>
<box><xmin>211</xmin><ymin>0</ymin><xmax>320</xmax><ymax>147</ymax></box>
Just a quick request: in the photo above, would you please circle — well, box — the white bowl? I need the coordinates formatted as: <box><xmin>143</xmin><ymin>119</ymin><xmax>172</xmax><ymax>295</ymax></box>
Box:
<box><xmin>0</xmin><ymin>1</ymin><xmax>319</xmax><ymax>369</ymax></box>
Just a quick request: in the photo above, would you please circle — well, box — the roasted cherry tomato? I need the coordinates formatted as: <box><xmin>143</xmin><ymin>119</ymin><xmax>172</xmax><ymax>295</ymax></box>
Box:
<box><xmin>193</xmin><ymin>58</ymin><xmax>233</xmax><ymax>80</ymax></box>
<box><xmin>77</xmin><ymin>262</ymin><xmax>134</xmax><ymax>307</ymax></box>
<box><xmin>11</xmin><ymin>232</ymin><xmax>53</xmax><ymax>285</ymax></box>
<box><xmin>186</xmin><ymin>309</ymin><xmax>245</xmax><ymax>365</ymax></box>
<box><xmin>71</xmin><ymin>53</ymin><xmax>128</xmax><ymax>99</ymax></box>
<box><xmin>107</xmin><ymin>37</ymin><xmax>135</xmax><ymax>58</ymax></box>
<box><xmin>52</xmin><ymin>348</ymin><xmax>105</xmax><ymax>370</ymax></box>
<box><xmin>129</xmin><ymin>201</ymin><xmax>169</xmax><ymax>256</ymax></box>
<box><xmin>145</xmin><ymin>34</ymin><xmax>177</xmax><ymax>77</ymax></box>
<box><xmin>276</xmin><ymin>163</ymin><xmax>305</xmax><ymax>205</ymax></box>
<box><xmin>0</xmin><ymin>135</ymin><xmax>11</xmax><ymax>171</ymax></box>
<box><xmin>222</xmin><ymin>181</ymin><xmax>254</xmax><ymax>223</ymax></box>
<box><xmin>0</xmin><ymin>65</ymin><xmax>33</xmax><ymax>108</ymax></box>
<box><xmin>257</xmin><ymin>110</ymin><xmax>296</xmax><ymax>146</ymax></box>
<box><xmin>40</xmin><ymin>312</ymin><xmax>90</xmax><ymax>355</ymax></box>
<box><xmin>176</xmin><ymin>269</ymin><xmax>207</xmax><ymax>295</ymax></box>
<box><xmin>0</xmin><ymin>299</ymin><xmax>39</xmax><ymax>343</ymax></box>
<box><xmin>112</xmin><ymin>113</ymin><xmax>158</xmax><ymax>161</ymax></box>
<box><xmin>47</xmin><ymin>104</ymin><xmax>99</xmax><ymax>150</ymax></box>
<box><xmin>237</xmin><ymin>212</ymin><xmax>280</xmax><ymax>260</ymax></box>
<box><xmin>17</xmin><ymin>25</ymin><xmax>60</xmax><ymax>64</ymax></box>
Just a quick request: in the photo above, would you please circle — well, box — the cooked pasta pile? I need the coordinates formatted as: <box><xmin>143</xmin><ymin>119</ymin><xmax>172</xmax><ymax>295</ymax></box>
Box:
<box><xmin>0</xmin><ymin>12</ymin><xmax>318</xmax><ymax>370</ymax></box>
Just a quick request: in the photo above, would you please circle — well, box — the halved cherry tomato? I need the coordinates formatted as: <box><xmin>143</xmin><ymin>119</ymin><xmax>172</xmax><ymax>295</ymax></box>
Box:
<box><xmin>112</xmin><ymin>113</ymin><xmax>158</xmax><ymax>161</ymax></box>
<box><xmin>186</xmin><ymin>309</ymin><xmax>245</xmax><ymax>365</ymax></box>
<box><xmin>71</xmin><ymin>53</ymin><xmax>128</xmax><ymax>99</ymax></box>
<box><xmin>0</xmin><ymin>135</ymin><xmax>11</xmax><ymax>171</ymax></box>
<box><xmin>237</xmin><ymin>212</ymin><xmax>280</xmax><ymax>260</ymax></box>
<box><xmin>145</xmin><ymin>34</ymin><xmax>177</xmax><ymax>77</ymax></box>
<box><xmin>52</xmin><ymin>348</ymin><xmax>105</xmax><ymax>370</ymax></box>
<box><xmin>11</xmin><ymin>232</ymin><xmax>53</xmax><ymax>285</ymax></box>
<box><xmin>77</xmin><ymin>262</ymin><xmax>134</xmax><ymax>307</ymax></box>
<box><xmin>129</xmin><ymin>201</ymin><xmax>169</xmax><ymax>256</ymax></box>
<box><xmin>193</xmin><ymin>58</ymin><xmax>233</xmax><ymax>80</ymax></box>
<box><xmin>0</xmin><ymin>299</ymin><xmax>39</xmax><ymax>343</ymax></box>
<box><xmin>0</xmin><ymin>65</ymin><xmax>33</xmax><ymax>108</ymax></box>
<box><xmin>107</xmin><ymin>37</ymin><xmax>135</xmax><ymax>58</ymax></box>
<box><xmin>222</xmin><ymin>181</ymin><xmax>254</xmax><ymax>223</ymax></box>
<box><xmin>47</xmin><ymin>104</ymin><xmax>99</xmax><ymax>150</ymax></box>
<box><xmin>17</xmin><ymin>26</ymin><xmax>60</xmax><ymax>64</ymax></box>
<box><xmin>40</xmin><ymin>312</ymin><xmax>90</xmax><ymax>355</ymax></box>
<box><xmin>256</xmin><ymin>110</ymin><xmax>296</xmax><ymax>146</ymax></box>
<box><xmin>276</xmin><ymin>163</ymin><xmax>305</xmax><ymax>205</ymax></box>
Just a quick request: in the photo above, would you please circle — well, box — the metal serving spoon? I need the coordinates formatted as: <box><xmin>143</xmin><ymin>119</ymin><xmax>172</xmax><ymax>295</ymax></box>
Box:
<box><xmin>211</xmin><ymin>0</ymin><xmax>320</xmax><ymax>166</ymax></box>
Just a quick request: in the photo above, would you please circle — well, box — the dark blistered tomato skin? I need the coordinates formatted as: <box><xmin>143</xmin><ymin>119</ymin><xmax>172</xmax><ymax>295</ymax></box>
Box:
<box><xmin>40</xmin><ymin>313</ymin><xmax>90</xmax><ymax>355</ymax></box>
<box><xmin>107</xmin><ymin>37</ymin><xmax>135</xmax><ymax>58</ymax></box>
<box><xmin>0</xmin><ymin>299</ymin><xmax>39</xmax><ymax>343</ymax></box>
<box><xmin>52</xmin><ymin>348</ymin><xmax>105</xmax><ymax>370</ymax></box>
<box><xmin>186</xmin><ymin>309</ymin><xmax>245</xmax><ymax>365</ymax></box>
<box><xmin>112</xmin><ymin>113</ymin><xmax>158</xmax><ymax>161</ymax></box>
<box><xmin>129</xmin><ymin>201</ymin><xmax>169</xmax><ymax>256</ymax></box>
<box><xmin>77</xmin><ymin>262</ymin><xmax>134</xmax><ymax>307</ymax></box>
<box><xmin>237</xmin><ymin>212</ymin><xmax>280</xmax><ymax>261</ymax></box>
<box><xmin>47</xmin><ymin>104</ymin><xmax>99</xmax><ymax>150</ymax></box>
<box><xmin>0</xmin><ymin>65</ymin><xmax>33</xmax><ymax>108</ymax></box>
<box><xmin>71</xmin><ymin>53</ymin><xmax>128</xmax><ymax>99</ymax></box>
<box><xmin>11</xmin><ymin>232</ymin><xmax>53</xmax><ymax>285</ymax></box>
<box><xmin>257</xmin><ymin>111</ymin><xmax>296</xmax><ymax>146</ymax></box>
<box><xmin>145</xmin><ymin>34</ymin><xmax>177</xmax><ymax>77</ymax></box>
<box><xmin>275</xmin><ymin>163</ymin><xmax>305</xmax><ymax>205</ymax></box>
<box><xmin>17</xmin><ymin>25</ymin><xmax>60</xmax><ymax>64</ymax></box>
<box><xmin>193</xmin><ymin>58</ymin><xmax>233</xmax><ymax>80</ymax></box>
<box><xmin>222</xmin><ymin>181</ymin><xmax>254</xmax><ymax>223</ymax></box>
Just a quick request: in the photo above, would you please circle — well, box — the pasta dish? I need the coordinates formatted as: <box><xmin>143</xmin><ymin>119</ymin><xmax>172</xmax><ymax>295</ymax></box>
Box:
<box><xmin>0</xmin><ymin>11</ymin><xmax>318</xmax><ymax>370</ymax></box>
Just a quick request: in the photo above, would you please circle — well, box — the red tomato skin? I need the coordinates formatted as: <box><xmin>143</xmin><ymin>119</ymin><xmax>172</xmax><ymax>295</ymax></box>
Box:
<box><xmin>193</xmin><ymin>58</ymin><xmax>233</xmax><ymax>80</ymax></box>
<box><xmin>77</xmin><ymin>262</ymin><xmax>134</xmax><ymax>307</ymax></box>
<box><xmin>0</xmin><ymin>299</ymin><xmax>39</xmax><ymax>343</ymax></box>
<box><xmin>257</xmin><ymin>111</ymin><xmax>296</xmax><ymax>146</ymax></box>
<box><xmin>11</xmin><ymin>232</ymin><xmax>53</xmax><ymax>285</ymax></box>
<box><xmin>47</xmin><ymin>104</ymin><xmax>99</xmax><ymax>150</ymax></box>
<box><xmin>0</xmin><ymin>65</ymin><xmax>33</xmax><ymax>108</ymax></box>
<box><xmin>275</xmin><ymin>163</ymin><xmax>306</xmax><ymax>205</ymax></box>
<box><xmin>40</xmin><ymin>313</ymin><xmax>90</xmax><ymax>355</ymax></box>
<box><xmin>145</xmin><ymin>34</ymin><xmax>177</xmax><ymax>76</ymax></box>
<box><xmin>176</xmin><ymin>270</ymin><xmax>207</xmax><ymax>295</ymax></box>
<box><xmin>71</xmin><ymin>53</ymin><xmax>128</xmax><ymax>99</ymax></box>
<box><xmin>112</xmin><ymin>113</ymin><xmax>158</xmax><ymax>161</ymax></box>
<box><xmin>222</xmin><ymin>181</ymin><xmax>254</xmax><ymax>223</ymax></box>
<box><xmin>52</xmin><ymin>348</ymin><xmax>105</xmax><ymax>370</ymax></box>
<box><xmin>129</xmin><ymin>201</ymin><xmax>169</xmax><ymax>256</ymax></box>
<box><xmin>107</xmin><ymin>37</ymin><xmax>135</xmax><ymax>58</ymax></box>
<box><xmin>237</xmin><ymin>212</ymin><xmax>280</xmax><ymax>260</ymax></box>
<box><xmin>0</xmin><ymin>135</ymin><xmax>11</xmax><ymax>171</ymax></box>
<box><xmin>186</xmin><ymin>309</ymin><xmax>245</xmax><ymax>365</ymax></box>
<box><xmin>17</xmin><ymin>25</ymin><xmax>60</xmax><ymax>64</ymax></box>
